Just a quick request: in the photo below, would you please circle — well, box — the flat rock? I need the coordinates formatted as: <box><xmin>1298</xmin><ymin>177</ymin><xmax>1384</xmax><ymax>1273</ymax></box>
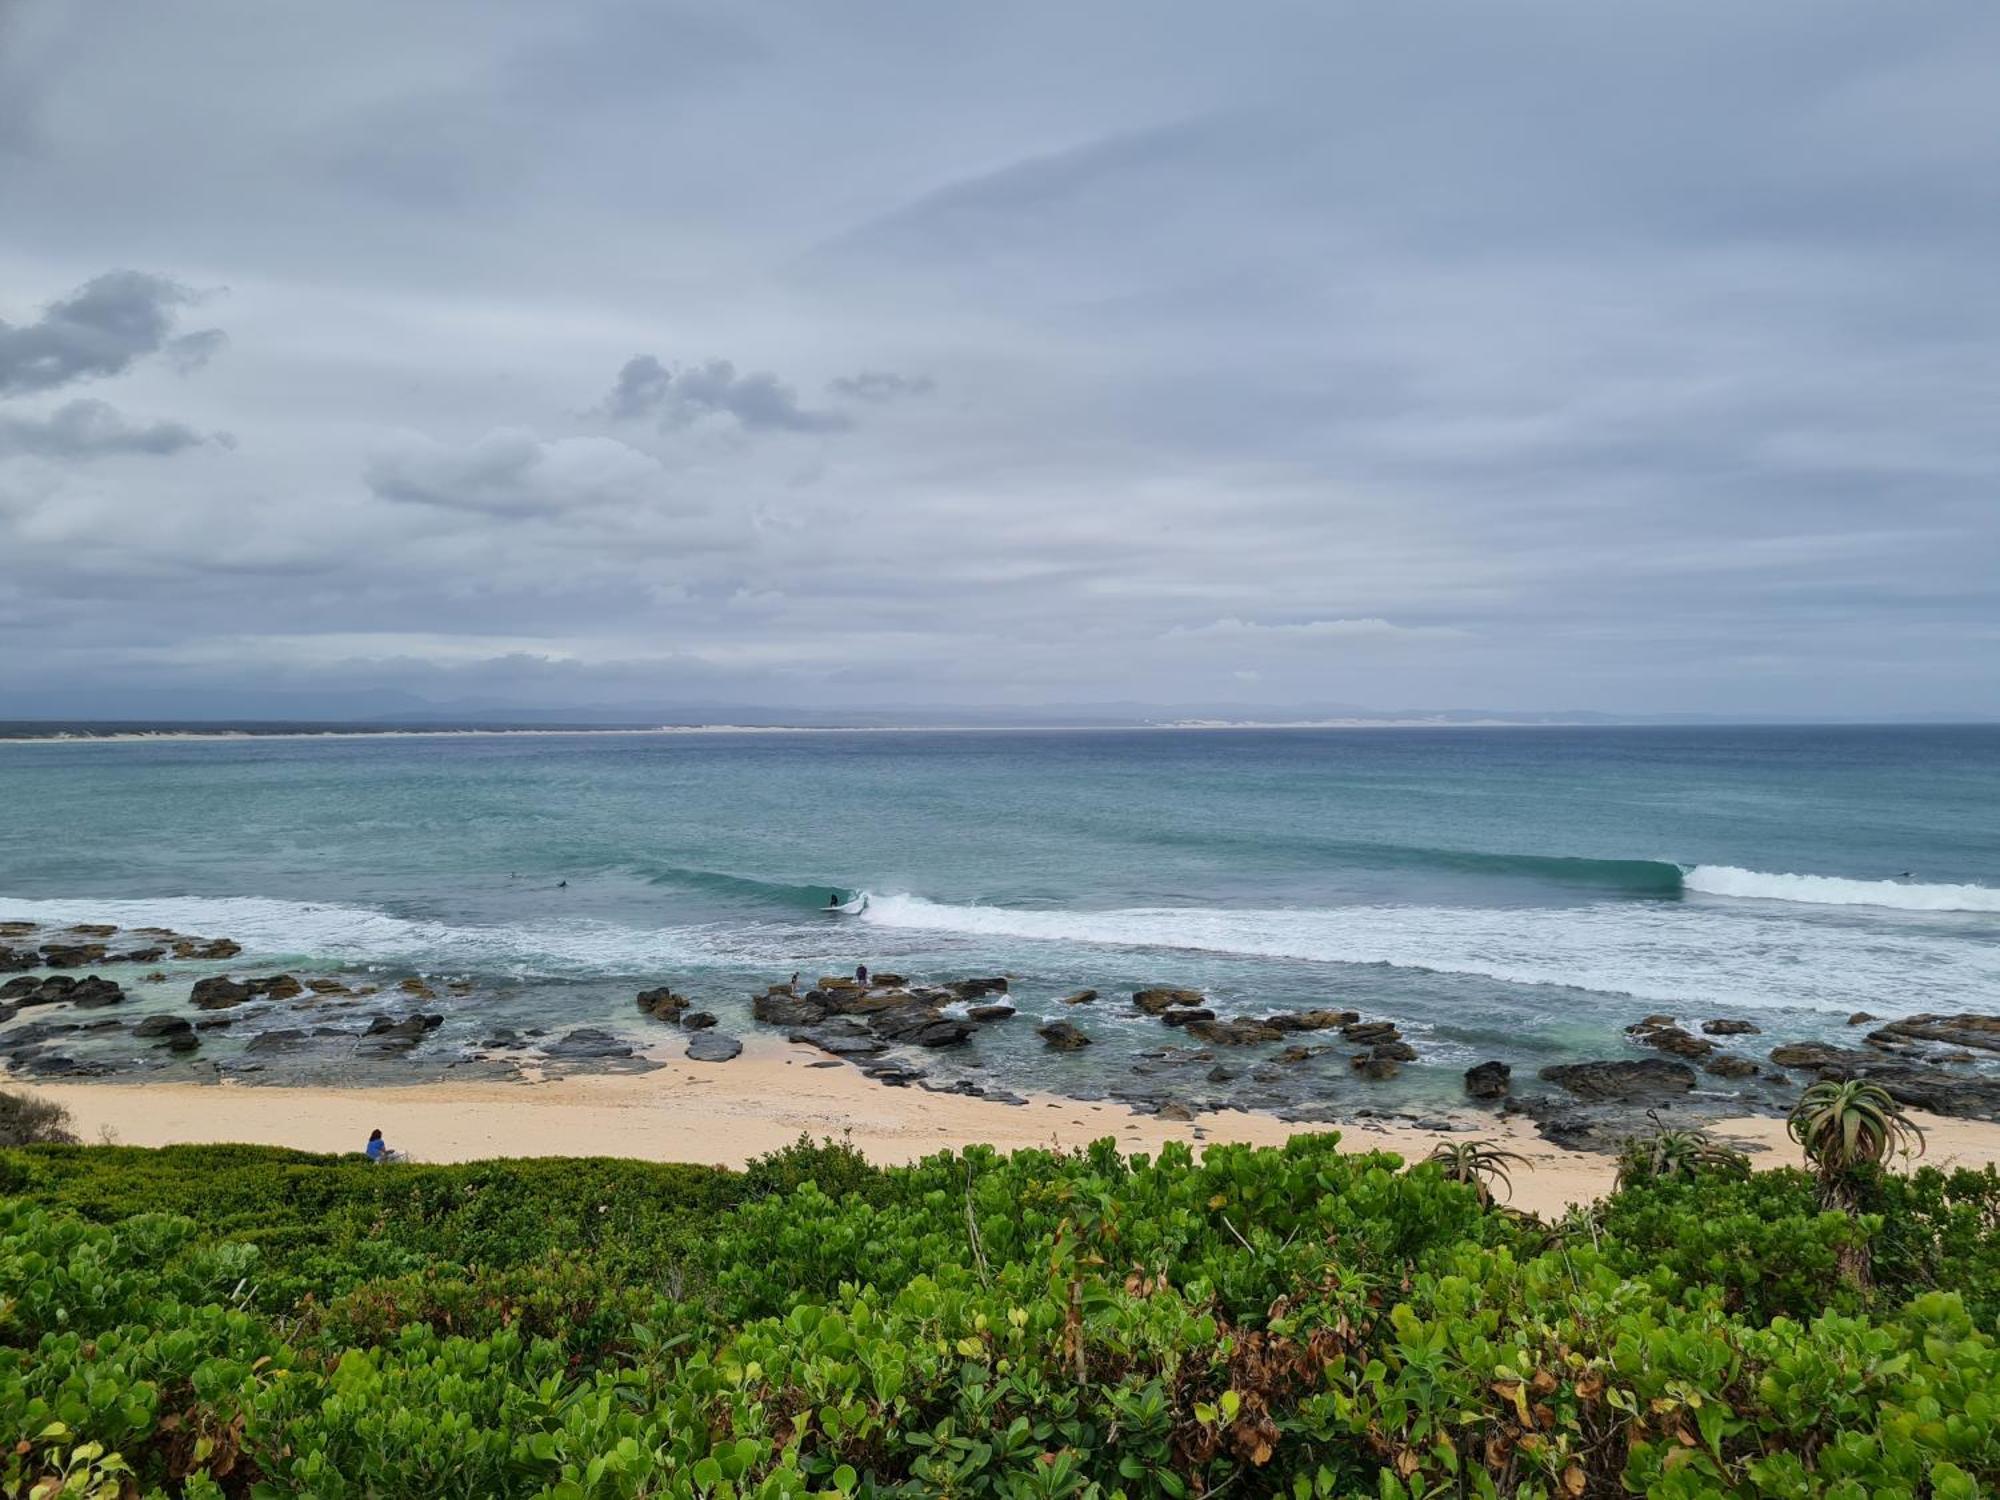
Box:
<box><xmin>1133</xmin><ymin>987</ymin><xmax>1205</xmax><ymax>1014</ymax></box>
<box><xmin>686</xmin><ymin>1031</ymin><xmax>742</xmax><ymax>1062</ymax></box>
<box><xmin>1271</xmin><ymin>1008</ymin><xmax>1361</xmax><ymax>1032</ymax></box>
<box><xmin>133</xmin><ymin>1014</ymin><xmax>195</xmax><ymax>1040</ymax></box>
<box><xmin>948</xmin><ymin>977</ymin><xmax>1010</xmax><ymax>1000</ymax></box>
<box><xmin>1157</xmin><ymin>1007</ymin><xmax>1217</xmax><ymax>1028</ymax></box>
<box><xmin>753</xmin><ymin>990</ymin><xmax>827</xmax><ymax>1027</ymax></box>
<box><xmin>545</xmin><ymin>1028</ymin><xmax>635</xmax><ymax>1060</ymax></box>
<box><xmin>1539</xmin><ymin>1058</ymin><xmax>1698</xmax><ymax>1101</ymax></box>
<box><xmin>1701</xmin><ymin>1018</ymin><xmax>1762</xmax><ymax>1036</ymax></box>
<box><xmin>1632</xmin><ymin>1024</ymin><xmax>1714</xmax><ymax>1059</ymax></box>
<box><xmin>868</xmin><ymin>1001</ymin><xmax>976</xmax><ymax>1048</ymax></box>
<box><xmin>967</xmin><ymin>1004</ymin><xmax>1016</xmax><ymax>1021</ymax></box>
<box><xmin>1703</xmin><ymin>1053</ymin><xmax>1760</xmax><ymax>1079</ymax></box>
<box><xmin>1866</xmin><ymin>1014</ymin><xmax>2000</xmax><ymax>1055</ymax></box>
<box><xmin>1340</xmin><ymin>1020</ymin><xmax>1402</xmax><ymax>1046</ymax></box>
<box><xmin>1059</xmin><ymin>989</ymin><xmax>1098</xmax><ymax>1006</ymax></box>
<box><xmin>1185</xmin><ymin>1017</ymin><xmax>1286</xmax><ymax>1045</ymax></box>
<box><xmin>245</xmin><ymin>1028</ymin><xmax>313</xmax><ymax>1053</ymax></box>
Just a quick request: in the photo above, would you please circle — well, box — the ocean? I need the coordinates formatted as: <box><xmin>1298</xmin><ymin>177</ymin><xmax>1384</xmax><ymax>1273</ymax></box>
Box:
<box><xmin>3</xmin><ymin>724</ymin><xmax>1997</xmax><ymax>1105</ymax></box>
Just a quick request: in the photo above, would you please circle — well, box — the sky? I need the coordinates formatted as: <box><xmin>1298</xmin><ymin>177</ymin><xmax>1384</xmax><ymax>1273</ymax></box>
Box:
<box><xmin>1</xmin><ymin>1</ymin><xmax>1996</xmax><ymax>721</ymax></box>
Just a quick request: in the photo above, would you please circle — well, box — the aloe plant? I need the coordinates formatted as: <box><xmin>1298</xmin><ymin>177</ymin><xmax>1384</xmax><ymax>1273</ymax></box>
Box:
<box><xmin>1615</xmin><ymin>1120</ymin><xmax>1749</xmax><ymax>1189</ymax></box>
<box><xmin>1423</xmin><ymin>1138</ymin><xmax>1530</xmax><ymax>1205</ymax></box>
<box><xmin>1787</xmin><ymin>1077</ymin><xmax>1926</xmax><ymax>1287</ymax></box>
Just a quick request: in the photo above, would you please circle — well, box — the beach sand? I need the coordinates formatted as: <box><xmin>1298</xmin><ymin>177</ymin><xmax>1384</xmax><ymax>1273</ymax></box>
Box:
<box><xmin>20</xmin><ymin>1036</ymin><xmax>1999</xmax><ymax>1221</ymax></box>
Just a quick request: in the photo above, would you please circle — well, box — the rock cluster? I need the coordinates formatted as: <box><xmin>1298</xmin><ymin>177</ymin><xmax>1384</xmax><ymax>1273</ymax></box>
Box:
<box><xmin>753</xmin><ymin>974</ymin><xmax>1008</xmax><ymax>1060</ymax></box>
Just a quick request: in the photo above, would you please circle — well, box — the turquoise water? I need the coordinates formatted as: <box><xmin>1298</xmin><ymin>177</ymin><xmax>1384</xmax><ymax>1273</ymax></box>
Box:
<box><xmin>3</xmin><ymin>725</ymin><xmax>1997</xmax><ymax>1100</ymax></box>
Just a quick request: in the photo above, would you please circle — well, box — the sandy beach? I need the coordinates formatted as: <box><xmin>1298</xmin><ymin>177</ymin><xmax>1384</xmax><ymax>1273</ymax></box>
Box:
<box><xmin>19</xmin><ymin>1035</ymin><xmax>1998</xmax><ymax>1221</ymax></box>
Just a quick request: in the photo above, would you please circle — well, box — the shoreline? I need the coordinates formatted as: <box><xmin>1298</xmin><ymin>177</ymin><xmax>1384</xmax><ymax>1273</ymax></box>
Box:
<box><xmin>17</xmin><ymin>1036</ymin><xmax>2000</xmax><ymax>1221</ymax></box>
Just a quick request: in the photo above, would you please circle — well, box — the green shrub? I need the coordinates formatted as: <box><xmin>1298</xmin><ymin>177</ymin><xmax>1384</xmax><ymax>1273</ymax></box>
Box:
<box><xmin>0</xmin><ymin>1135</ymin><xmax>1995</xmax><ymax>1497</ymax></box>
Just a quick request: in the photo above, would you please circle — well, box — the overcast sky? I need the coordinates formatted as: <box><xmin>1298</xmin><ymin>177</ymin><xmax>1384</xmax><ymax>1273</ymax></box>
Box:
<box><xmin>2</xmin><ymin>1</ymin><xmax>1996</xmax><ymax>720</ymax></box>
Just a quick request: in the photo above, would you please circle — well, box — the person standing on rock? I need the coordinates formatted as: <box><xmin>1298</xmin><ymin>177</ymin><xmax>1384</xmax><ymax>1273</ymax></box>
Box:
<box><xmin>856</xmin><ymin>964</ymin><xmax>869</xmax><ymax>986</ymax></box>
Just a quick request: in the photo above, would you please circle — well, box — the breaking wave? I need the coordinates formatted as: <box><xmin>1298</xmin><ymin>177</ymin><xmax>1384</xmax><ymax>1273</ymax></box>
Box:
<box><xmin>1679</xmin><ymin>865</ymin><xmax>2000</xmax><ymax>912</ymax></box>
<box><xmin>856</xmin><ymin>890</ymin><xmax>2000</xmax><ymax>1013</ymax></box>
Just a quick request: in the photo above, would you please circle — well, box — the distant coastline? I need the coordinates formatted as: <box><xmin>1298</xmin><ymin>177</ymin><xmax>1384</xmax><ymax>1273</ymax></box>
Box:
<box><xmin>4</xmin><ymin>716</ymin><xmax>1987</xmax><ymax>744</ymax></box>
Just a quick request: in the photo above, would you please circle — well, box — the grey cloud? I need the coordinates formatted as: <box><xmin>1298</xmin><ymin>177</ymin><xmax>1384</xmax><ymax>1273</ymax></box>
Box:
<box><xmin>828</xmin><ymin>370</ymin><xmax>936</xmax><ymax>403</ymax></box>
<box><xmin>366</xmin><ymin>428</ymin><xmax>672</xmax><ymax>517</ymax></box>
<box><xmin>165</xmin><ymin>329</ymin><xmax>229</xmax><ymax>373</ymax></box>
<box><xmin>0</xmin><ymin>271</ymin><xmax>219</xmax><ymax>397</ymax></box>
<box><xmin>606</xmin><ymin>355</ymin><xmax>850</xmax><ymax>433</ymax></box>
<box><xmin>0</xmin><ymin>398</ymin><xmax>218</xmax><ymax>460</ymax></box>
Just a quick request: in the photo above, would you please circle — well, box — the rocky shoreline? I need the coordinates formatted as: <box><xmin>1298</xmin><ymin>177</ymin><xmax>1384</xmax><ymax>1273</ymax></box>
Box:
<box><xmin>5</xmin><ymin>917</ymin><xmax>1999</xmax><ymax>1149</ymax></box>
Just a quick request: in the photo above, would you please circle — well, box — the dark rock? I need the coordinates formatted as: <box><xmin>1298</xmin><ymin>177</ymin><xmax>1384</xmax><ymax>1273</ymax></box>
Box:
<box><xmin>171</xmin><ymin>937</ymin><xmax>241</xmax><ymax>960</ymax></box>
<box><xmin>788</xmin><ymin>1023</ymin><xmax>889</xmax><ymax>1058</ymax></box>
<box><xmin>686</xmin><ymin>1031</ymin><xmax>742</xmax><ymax>1063</ymax></box>
<box><xmin>1628</xmin><ymin>1013</ymin><xmax>1679</xmax><ymax>1031</ymax></box>
<box><xmin>870</xmin><ymin>973</ymin><xmax>908</xmax><ymax>988</ymax></box>
<box><xmin>190</xmin><ymin>976</ymin><xmax>254</xmax><ymax>1010</ymax></box>
<box><xmin>1866</xmin><ymin>1014</ymin><xmax>2000</xmax><ymax>1055</ymax></box>
<box><xmin>967</xmin><ymin>1004</ymin><xmax>1016</xmax><ymax>1022</ymax></box>
<box><xmin>1038</xmin><ymin>1020</ymin><xmax>1092</xmax><ymax>1050</ymax></box>
<box><xmin>1370</xmin><ymin>1040</ymin><xmax>1418</xmax><ymax>1062</ymax></box>
<box><xmin>1269</xmin><ymin>1008</ymin><xmax>1361</xmax><ymax>1032</ymax></box>
<box><xmin>245</xmin><ymin>1028</ymin><xmax>312</xmax><ymax>1053</ymax></box>
<box><xmin>1703</xmin><ymin>1053</ymin><xmax>1760</xmax><ymax>1079</ymax></box>
<box><xmin>636</xmin><ymin>986</ymin><xmax>690</xmax><ymax>1018</ymax></box>
<box><xmin>133</xmin><ymin>1014</ymin><xmax>195</xmax><ymax>1039</ymax></box>
<box><xmin>0</xmin><ymin>1002</ymin><xmax>15</xmax><ymax>1025</ymax></box>
<box><xmin>1277</xmin><ymin>1045</ymin><xmax>1326</xmax><ymax>1064</ymax></box>
<box><xmin>869</xmin><ymin>1001</ymin><xmax>976</xmax><ymax>1048</ymax></box>
<box><xmin>680</xmin><ymin>1011</ymin><xmax>718</xmax><ymax>1030</ymax></box>
<box><xmin>1207</xmin><ymin>1065</ymin><xmax>1239</xmax><ymax>1083</ymax></box>
<box><xmin>79</xmin><ymin>1017</ymin><xmax>125</xmax><ymax>1032</ymax></box>
<box><xmin>0</xmin><ymin>946</ymin><xmax>32</xmax><ymax>973</ymax></box>
<box><xmin>306</xmin><ymin>978</ymin><xmax>352</xmax><ymax>995</ymax></box>
<box><xmin>39</xmin><ymin>942</ymin><xmax>108</xmax><ymax>968</ymax></box>
<box><xmin>545</xmin><ymin>1028</ymin><xmax>635</xmax><ymax>1060</ymax></box>
<box><xmin>1701</xmin><ymin>1018</ymin><xmax>1761</xmax><ymax>1036</ymax></box>
<box><xmin>1133</xmin><ymin>987</ymin><xmax>1204</xmax><ymax>1014</ymax></box>
<box><xmin>1059</xmin><ymin>989</ymin><xmax>1098</xmax><ymax>1006</ymax></box>
<box><xmin>1539</xmin><ymin>1058</ymin><xmax>1698</xmax><ymax>1101</ymax></box>
<box><xmin>192</xmin><ymin>1016</ymin><xmax>236</xmax><ymax>1031</ymax></box>
<box><xmin>246</xmin><ymin>974</ymin><xmax>304</xmax><ymax>1001</ymax></box>
<box><xmin>1157</xmin><ymin>1102</ymin><xmax>1197</xmax><ymax>1122</ymax></box>
<box><xmin>1340</xmin><ymin>1020</ymin><xmax>1402</xmax><ymax>1046</ymax></box>
<box><xmin>3</xmin><ymin>975</ymin><xmax>100</xmax><ymax>1008</ymax></box>
<box><xmin>753</xmin><ymin>990</ymin><xmax>828</xmax><ymax>1028</ymax></box>
<box><xmin>1157</xmin><ymin>1007</ymin><xmax>1217</xmax><ymax>1028</ymax></box>
<box><xmin>482</xmin><ymin>1028</ymin><xmax>522</xmax><ymax>1048</ymax></box>
<box><xmin>117</xmin><ymin>946</ymin><xmax>166</xmax><ymax>964</ymax></box>
<box><xmin>1768</xmin><ymin>1042</ymin><xmax>1869</xmax><ymax>1071</ymax></box>
<box><xmin>69</xmin><ymin>924</ymin><xmax>119</xmax><ymax>937</ymax></box>
<box><xmin>1847</xmin><ymin>1012</ymin><xmax>1878</xmax><ymax>1025</ymax></box>
<box><xmin>863</xmin><ymin>1061</ymin><xmax>927</xmax><ymax>1087</ymax></box>
<box><xmin>1632</xmin><ymin>1025</ymin><xmax>1714</xmax><ymax>1060</ymax></box>
<box><xmin>948</xmin><ymin>977</ymin><xmax>1010</xmax><ymax>1000</ymax></box>
<box><xmin>398</xmin><ymin>977</ymin><xmax>437</xmax><ymax>1000</ymax></box>
<box><xmin>1464</xmin><ymin>1060</ymin><xmax>1512</xmax><ymax>1100</ymax></box>
<box><xmin>1185</xmin><ymin>1017</ymin><xmax>1286</xmax><ymax>1045</ymax></box>
<box><xmin>1351</xmin><ymin>1051</ymin><xmax>1402</xmax><ymax>1080</ymax></box>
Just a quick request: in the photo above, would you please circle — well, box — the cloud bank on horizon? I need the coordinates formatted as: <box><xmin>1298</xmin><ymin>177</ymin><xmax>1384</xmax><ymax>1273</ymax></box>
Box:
<box><xmin>0</xmin><ymin>0</ymin><xmax>1996</xmax><ymax>720</ymax></box>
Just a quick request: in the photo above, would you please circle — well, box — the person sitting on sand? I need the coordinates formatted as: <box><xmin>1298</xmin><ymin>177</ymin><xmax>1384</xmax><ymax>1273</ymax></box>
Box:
<box><xmin>365</xmin><ymin>1128</ymin><xmax>400</xmax><ymax>1164</ymax></box>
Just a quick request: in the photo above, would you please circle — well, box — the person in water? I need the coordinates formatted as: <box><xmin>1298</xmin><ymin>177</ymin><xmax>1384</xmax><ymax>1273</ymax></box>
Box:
<box><xmin>365</xmin><ymin>1128</ymin><xmax>399</xmax><ymax>1163</ymax></box>
<box><xmin>828</xmin><ymin>892</ymin><xmax>840</xmax><ymax>908</ymax></box>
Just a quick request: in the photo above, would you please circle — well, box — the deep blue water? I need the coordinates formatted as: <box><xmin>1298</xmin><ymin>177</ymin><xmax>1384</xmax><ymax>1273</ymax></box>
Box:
<box><xmin>3</xmin><ymin>725</ymin><xmax>1996</xmax><ymax>1100</ymax></box>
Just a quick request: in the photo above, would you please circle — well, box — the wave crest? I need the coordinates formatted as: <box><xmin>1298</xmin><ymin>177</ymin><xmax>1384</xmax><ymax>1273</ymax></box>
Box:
<box><xmin>1681</xmin><ymin>865</ymin><xmax>2000</xmax><ymax>912</ymax></box>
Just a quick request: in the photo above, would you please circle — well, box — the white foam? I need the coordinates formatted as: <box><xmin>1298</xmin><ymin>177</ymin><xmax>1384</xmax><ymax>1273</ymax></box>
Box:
<box><xmin>0</xmin><ymin>894</ymin><xmax>743</xmax><ymax>975</ymax></box>
<box><xmin>1681</xmin><ymin>865</ymin><xmax>2000</xmax><ymax>912</ymax></box>
<box><xmin>858</xmin><ymin>891</ymin><xmax>2000</xmax><ymax>1016</ymax></box>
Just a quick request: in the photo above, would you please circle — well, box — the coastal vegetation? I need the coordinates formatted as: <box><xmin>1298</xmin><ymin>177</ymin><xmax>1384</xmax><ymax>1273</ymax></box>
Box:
<box><xmin>3</xmin><ymin>1118</ymin><xmax>1996</xmax><ymax>1499</ymax></box>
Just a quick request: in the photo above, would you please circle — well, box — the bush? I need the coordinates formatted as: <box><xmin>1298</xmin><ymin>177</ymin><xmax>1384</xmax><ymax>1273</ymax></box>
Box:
<box><xmin>0</xmin><ymin>1088</ymin><xmax>77</xmax><ymax>1147</ymax></box>
<box><xmin>0</xmin><ymin>1135</ymin><xmax>1995</xmax><ymax>1497</ymax></box>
